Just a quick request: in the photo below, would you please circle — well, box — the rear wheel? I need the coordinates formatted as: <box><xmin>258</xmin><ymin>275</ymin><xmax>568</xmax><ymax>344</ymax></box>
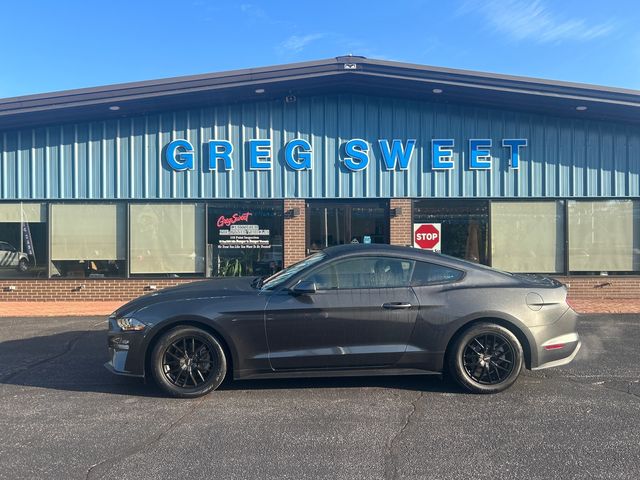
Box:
<box><xmin>17</xmin><ymin>258</ymin><xmax>29</xmax><ymax>272</ymax></box>
<box><xmin>151</xmin><ymin>326</ymin><xmax>227</xmax><ymax>398</ymax></box>
<box><xmin>448</xmin><ymin>323</ymin><xmax>523</xmax><ymax>394</ymax></box>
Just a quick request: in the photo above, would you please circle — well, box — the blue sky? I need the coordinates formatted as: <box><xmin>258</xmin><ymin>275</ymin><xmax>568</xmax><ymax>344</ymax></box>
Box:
<box><xmin>0</xmin><ymin>0</ymin><xmax>638</xmax><ymax>98</ymax></box>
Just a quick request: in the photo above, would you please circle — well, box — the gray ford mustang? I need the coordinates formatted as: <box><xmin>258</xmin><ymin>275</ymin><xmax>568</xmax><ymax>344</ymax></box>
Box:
<box><xmin>106</xmin><ymin>244</ymin><xmax>580</xmax><ymax>397</ymax></box>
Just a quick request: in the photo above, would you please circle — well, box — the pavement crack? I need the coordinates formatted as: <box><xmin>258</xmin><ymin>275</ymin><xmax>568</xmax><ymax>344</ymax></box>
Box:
<box><xmin>0</xmin><ymin>331</ymin><xmax>88</xmax><ymax>383</ymax></box>
<box><xmin>85</xmin><ymin>396</ymin><xmax>206</xmax><ymax>480</ymax></box>
<box><xmin>383</xmin><ymin>390</ymin><xmax>424</xmax><ymax>480</ymax></box>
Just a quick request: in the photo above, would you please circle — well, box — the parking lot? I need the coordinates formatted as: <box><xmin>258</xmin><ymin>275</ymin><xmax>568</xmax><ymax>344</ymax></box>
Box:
<box><xmin>0</xmin><ymin>314</ymin><xmax>638</xmax><ymax>480</ymax></box>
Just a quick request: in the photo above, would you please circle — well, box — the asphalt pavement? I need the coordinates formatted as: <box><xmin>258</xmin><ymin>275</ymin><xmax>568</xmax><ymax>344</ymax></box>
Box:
<box><xmin>0</xmin><ymin>314</ymin><xmax>638</xmax><ymax>480</ymax></box>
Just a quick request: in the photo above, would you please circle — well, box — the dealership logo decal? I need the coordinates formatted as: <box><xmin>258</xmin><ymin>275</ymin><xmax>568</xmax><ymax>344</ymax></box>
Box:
<box><xmin>216</xmin><ymin>212</ymin><xmax>252</xmax><ymax>228</ymax></box>
<box><xmin>165</xmin><ymin>138</ymin><xmax>528</xmax><ymax>173</ymax></box>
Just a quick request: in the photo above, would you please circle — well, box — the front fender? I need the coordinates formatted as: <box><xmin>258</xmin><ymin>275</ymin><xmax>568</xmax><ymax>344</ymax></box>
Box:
<box><xmin>133</xmin><ymin>296</ymin><xmax>270</xmax><ymax>378</ymax></box>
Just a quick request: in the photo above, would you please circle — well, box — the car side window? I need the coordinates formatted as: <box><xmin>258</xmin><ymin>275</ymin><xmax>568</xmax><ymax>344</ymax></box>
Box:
<box><xmin>305</xmin><ymin>256</ymin><xmax>413</xmax><ymax>290</ymax></box>
<box><xmin>411</xmin><ymin>261</ymin><xmax>463</xmax><ymax>286</ymax></box>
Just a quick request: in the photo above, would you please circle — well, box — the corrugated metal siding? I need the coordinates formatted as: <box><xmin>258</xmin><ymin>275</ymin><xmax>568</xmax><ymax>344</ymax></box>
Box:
<box><xmin>1</xmin><ymin>93</ymin><xmax>638</xmax><ymax>200</ymax></box>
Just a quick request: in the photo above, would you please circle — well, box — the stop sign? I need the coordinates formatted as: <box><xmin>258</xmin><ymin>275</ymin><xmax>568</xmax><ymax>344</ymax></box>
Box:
<box><xmin>413</xmin><ymin>223</ymin><xmax>441</xmax><ymax>251</ymax></box>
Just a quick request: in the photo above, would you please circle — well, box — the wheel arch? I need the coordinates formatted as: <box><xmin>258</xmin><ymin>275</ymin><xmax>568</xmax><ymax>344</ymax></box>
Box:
<box><xmin>143</xmin><ymin>316</ymin><xmax>236</xmax><ymax>380</ymax></box>
<box><xmin>444</xmin><ymin>316</ymin><xmax>534</xmax><ymax>370</ymax></box>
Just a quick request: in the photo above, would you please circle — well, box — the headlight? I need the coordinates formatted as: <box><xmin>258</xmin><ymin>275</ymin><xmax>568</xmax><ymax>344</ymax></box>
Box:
<box><xmin>116</xmin><ymin>317</ymin><xmax>147</xmax><ymax>332</ymax></box>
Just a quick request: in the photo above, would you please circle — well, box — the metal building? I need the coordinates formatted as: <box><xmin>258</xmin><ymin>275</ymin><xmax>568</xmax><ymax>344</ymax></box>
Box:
<box><xmin>0</xmin><ymin>56</ymin><xmax>638</xmax><ymax>301</ymax></box>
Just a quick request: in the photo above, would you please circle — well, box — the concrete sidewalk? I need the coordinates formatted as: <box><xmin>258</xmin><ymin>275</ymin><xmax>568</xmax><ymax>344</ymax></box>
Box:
<box><xmin>0</xmin><ymin>301</ymin><xmax>124</xmax><ymax>317</ymax></box>
<box><xmin>1</xmin><ymin>298</ymin><xmax>640</xmax><ymax>317</ymax></box>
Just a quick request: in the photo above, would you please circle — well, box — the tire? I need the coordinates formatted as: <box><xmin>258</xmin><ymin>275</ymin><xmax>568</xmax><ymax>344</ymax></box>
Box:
<box><xmin>17</xmin><ymin>258</ymin><xmax>29</xmax><ymax>273</ymax></box>
<box><xmin>447</xmin><ymin>322</ymin><xmax>523</xmax><ymax>394</ymax></box>
<box><xmin>151</xmin><ymin>326</ymin><xmax>227</xmax><ymax>398</ymax></box>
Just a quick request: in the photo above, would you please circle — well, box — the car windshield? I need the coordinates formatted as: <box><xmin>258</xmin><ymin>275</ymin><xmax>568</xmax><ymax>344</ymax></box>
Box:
<box><xmin>259</xmin><ymin>252</ymin><xmax>326</xmax><ymax>291</ymax></box>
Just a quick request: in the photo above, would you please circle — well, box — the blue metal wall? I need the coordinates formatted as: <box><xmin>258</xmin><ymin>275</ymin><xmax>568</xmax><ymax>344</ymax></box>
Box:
<box><xmin>1</xmin><ymin>93</ymin><xmax>639</xmax><ymax>200</ymax></box>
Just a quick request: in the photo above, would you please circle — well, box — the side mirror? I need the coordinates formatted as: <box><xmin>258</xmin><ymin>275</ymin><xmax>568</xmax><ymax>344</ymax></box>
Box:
<box><xmin>291</xmin><ymin>280</ymin><xmax>317</xmax><ymax>295</ymax></box>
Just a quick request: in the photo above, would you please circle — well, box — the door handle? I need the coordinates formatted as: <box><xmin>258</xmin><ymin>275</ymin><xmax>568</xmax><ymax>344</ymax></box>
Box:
<box><xmin>382</xmin><ymin>302</ymin><xmax>413</xmax><ymax>309</ymax></box>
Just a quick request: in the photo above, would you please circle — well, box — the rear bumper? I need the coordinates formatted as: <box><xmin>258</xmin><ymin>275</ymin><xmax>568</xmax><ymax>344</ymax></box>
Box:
<box><xmin>529</xmin><ymin>307</ymin><xmax>581</xmax><ymax>370</ymax></box>
<box><xmin>532</xmin><ymin>339</ymin><xmax>581</xmax><ymax>370</ymax></box>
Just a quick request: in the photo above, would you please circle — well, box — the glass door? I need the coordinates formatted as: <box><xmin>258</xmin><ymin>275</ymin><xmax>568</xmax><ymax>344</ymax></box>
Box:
<box><xmin>306</xmin><ymin>201</ymin><xmax>389</xmax><ymax>254</ymax></box>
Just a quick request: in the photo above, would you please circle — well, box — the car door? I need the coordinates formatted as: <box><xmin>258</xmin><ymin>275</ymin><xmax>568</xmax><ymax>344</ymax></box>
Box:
<box><xmin>265</xmin><ymin>255</ymin><xmax>419</xmax><ymax>370</ymax></box>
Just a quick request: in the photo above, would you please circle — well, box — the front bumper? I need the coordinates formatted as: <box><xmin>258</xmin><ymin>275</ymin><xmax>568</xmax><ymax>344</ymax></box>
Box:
<box><xmin>106</xmin><ymin>318</ymin><xmax>147</xmax><ymax>377</ymax></box>
<box><xmin>104</xmin><ymin>359</ymin><xmax>143</xmax><ymax>377</ymax></box>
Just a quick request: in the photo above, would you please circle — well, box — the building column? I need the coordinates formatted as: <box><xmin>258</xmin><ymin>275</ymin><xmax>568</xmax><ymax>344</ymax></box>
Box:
<box><xmin>389</xmin><ymin>198</ymin><xmax>413</xmax><ymax>247</ymax></box>
<box><xmin>283</xmin><ymin>199</ymin><xmax>307</xmax><ymax>267</ymax></box>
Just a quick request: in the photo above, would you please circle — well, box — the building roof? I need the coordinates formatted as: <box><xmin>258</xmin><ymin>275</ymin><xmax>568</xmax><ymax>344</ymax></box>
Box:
<box><xmin>1</xmin><ymin>56</ymin><xmax>639</xmax><ymax>129</ymax></box>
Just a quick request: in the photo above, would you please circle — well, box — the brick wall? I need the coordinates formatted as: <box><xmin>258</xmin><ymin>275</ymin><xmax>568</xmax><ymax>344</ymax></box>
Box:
<box><xmin>389</xmin><ymin>198</ymin><xmax>413</xmax><ymax>247</ymax></box>
<box><xmin>283</xmin><ymin>198</ymin><xmax>307</xmax><ymax>267</ymax></box>
<box><xmin>0</xmin><ymin>279</ymin><xmax>194</xmax><ymax>302</ymax></box>
<box><xmin>554</xmin><ymin>276</ymin><xmax>640</xmax><ymax>299</ymax></box>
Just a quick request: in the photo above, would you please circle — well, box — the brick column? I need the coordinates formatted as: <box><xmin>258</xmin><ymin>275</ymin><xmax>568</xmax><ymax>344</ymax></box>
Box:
<box><xmin>283</xmin><ymin>199</ymin><xmax>307</xmax><ymax>267</ymax></box>
<box><xmin>389</xmin><ymin>198</ymin><xmax>413</xmax><ymax>247</ymax></box>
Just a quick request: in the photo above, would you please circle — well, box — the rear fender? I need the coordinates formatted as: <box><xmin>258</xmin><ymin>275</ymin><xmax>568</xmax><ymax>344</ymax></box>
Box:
<box><xmin>444</xmin><ymin>311</ymin><xmax>537</xmax><ymax>369</ymax></box>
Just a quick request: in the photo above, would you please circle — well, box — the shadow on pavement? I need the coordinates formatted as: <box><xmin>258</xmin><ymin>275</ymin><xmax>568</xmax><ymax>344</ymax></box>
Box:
<box><xmin>0</xmin><ymin>329</ymin><xmax>464</xmax><ymax>397</ymax></box>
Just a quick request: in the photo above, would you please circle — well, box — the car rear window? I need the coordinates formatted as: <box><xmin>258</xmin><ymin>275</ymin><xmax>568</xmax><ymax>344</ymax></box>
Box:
<box><xmin>411</xmin><ymin>261</ymin><xmax>463</xmax><ymax>286</ymax></box>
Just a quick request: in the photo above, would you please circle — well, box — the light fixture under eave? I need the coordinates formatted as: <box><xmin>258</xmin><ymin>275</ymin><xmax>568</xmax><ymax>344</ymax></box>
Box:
<box><xmin>109</xmin><ymin>105</ymin><xmax>121</xmax><ymax>111</ymax></box>
<box><xmin>432</xmin><ymin>88</ymin><xmax>443</xmax><ymax>94</ymax></box>
<box><xmin>576</xmin><ymin>105</ymin><xmax>588</xmax><ymax>111</ymax></box>
<box><xmin>255</xmin><ymin>88</ymin><xmax>265</xmax><ymax>94</ymax></box>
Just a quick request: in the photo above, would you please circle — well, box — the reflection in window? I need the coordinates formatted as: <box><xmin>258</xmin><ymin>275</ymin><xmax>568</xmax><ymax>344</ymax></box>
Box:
<box><xmin>51</xmin><ymin>203</ymin><xmax>125</xmax><ymax>277</ymax></box>
<box><xmin>207</xmin><ymin>201</ymin><xmax>283</xmax><ymax>277</ymax></box>
<box><xmin>306</xmin><ymin>257</ymin><xmax>412</xmax><ymax>290</ymax></box>
<box><xmin>411</xmin><ymin>261</ymin><xmax>463</xmax><ymax>286</ymax></box>
<box><xmin>413</xmin><ymin>200</ymin><xmax>489</xmax><ymax>265</ymax></box>
<box><xmin>307</xmin><ymin>201</ymin><xmax>389</xmax><ymax>253</ymax></box>
<box><xmin>0</xmin><ymin>203</ymin><xmax>47</xmax><ymax>278</ymax></box>
<box><xmin>130</xmin><ymin>203</ymin><xmax>205</xmax><ymax>276</ymax></box>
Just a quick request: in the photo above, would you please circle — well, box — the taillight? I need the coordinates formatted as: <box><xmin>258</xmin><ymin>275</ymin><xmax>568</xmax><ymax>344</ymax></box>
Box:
<box><xmin>543</xmin><ymin>343</ymin><xmax>565</xmax><ymax>351</ymax></box>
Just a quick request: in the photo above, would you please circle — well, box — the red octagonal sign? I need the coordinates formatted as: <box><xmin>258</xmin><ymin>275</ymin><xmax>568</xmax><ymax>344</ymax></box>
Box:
<box><xmin>413</xmin><ymin>223</ymin><xmax>441</xmax><ymax>251</ymax></box>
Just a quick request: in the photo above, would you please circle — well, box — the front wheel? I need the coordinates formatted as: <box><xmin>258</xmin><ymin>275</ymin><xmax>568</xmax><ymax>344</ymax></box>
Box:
<box><xmin>151</xmin><ymin>326</ymin><xmax>227</xmax><ymax>398</ymax></box>
<box><xmin>448</xmin><ymin>323</ymin><xmax>523</xmax><ymax>394</ymax></box>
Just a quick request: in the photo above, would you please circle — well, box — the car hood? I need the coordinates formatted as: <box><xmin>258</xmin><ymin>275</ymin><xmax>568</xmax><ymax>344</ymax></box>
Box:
<box><xmin>112</xmin><ymin>276</ymin><xmax>259</xmax><ymax>318</ymax></box>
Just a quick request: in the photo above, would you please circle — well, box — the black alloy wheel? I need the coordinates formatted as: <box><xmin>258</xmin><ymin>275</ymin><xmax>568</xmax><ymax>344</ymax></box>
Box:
<box><xmin>448</xmin><ymin>322</ymin><xmax>523</xmax><ymax>394</ymax></box>
<box><xmin>462</xmin><ymin>333</ymin><xmax>515</xmax><ymax>384</ymax></box>
<box><xmin>151</xmin><ymin>326</ymin><xmax>227</xmax><ymax>398</ymax></box>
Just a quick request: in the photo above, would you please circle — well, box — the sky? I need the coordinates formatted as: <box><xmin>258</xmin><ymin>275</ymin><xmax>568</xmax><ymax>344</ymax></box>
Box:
<box><xmin>0</xmin><ymin>0</ymin><xmax>638</xmax><ymax>99</ymax></box>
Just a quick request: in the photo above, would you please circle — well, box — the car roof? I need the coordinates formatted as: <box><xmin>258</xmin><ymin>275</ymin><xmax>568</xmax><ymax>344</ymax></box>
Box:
<box><xmin>321</xmin><ymin>244</ymin><xmax>506</xmax><ymax>278</ymax></box>
<box><xmin>323</xmin><ymin>244</ymin><xmax>455</xmax><ymax>263</ymax></box>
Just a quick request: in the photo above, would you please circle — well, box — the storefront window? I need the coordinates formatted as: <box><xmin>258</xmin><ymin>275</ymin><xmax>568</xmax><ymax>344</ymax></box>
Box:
<box><xmin>0</xmin><ymin>203</ymin><xmax>47</xmax><ymax>278</ymax></box>
<box><xmin>207</xmin><ymin>201</ymin><xmax>283</xmax><ymax>277</ymax></box>
<box><xmin>491</xmin><ymin>201</ymin><xmax>565</xmax><ymax>273</ymax></box>
<box><xmin>413</xmin><ymin>200</ymin><xmax>489</xmax><ymax>265</ymax></box>
<box><xmin>568</xmin><ymin>200</ymin><xmax>640</xmax><ymax>273</ymax></box>
<box><xmin>307</xmin><ymin>201</ymin><xmax>389</xmax><ymax>253</ymax></box>
<box><xmin>130</xmin><ymin>203</ymin><xmax>205</xmax><ymax>276</ymax></box>
<box><xmin>51</xmin><ymin>203</ymin><xmax>125</xmax><ymax>277</ymax></box>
